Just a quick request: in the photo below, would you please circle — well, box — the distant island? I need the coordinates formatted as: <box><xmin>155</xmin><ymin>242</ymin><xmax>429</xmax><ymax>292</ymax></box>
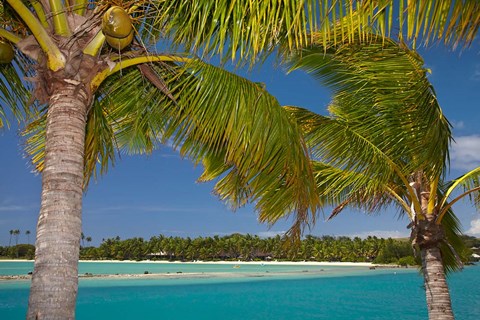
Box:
<box><xmin>3</xmin><ymin>234</ymin><xmax>479</xmax><ymax>266</ymax></box>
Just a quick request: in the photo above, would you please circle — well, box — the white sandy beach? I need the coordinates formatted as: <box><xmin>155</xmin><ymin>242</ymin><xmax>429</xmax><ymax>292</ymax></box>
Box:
<box><xmin>0</xmin><ymin>259</ymin><xmax>404</xmax><ymax>281</ymax></box>
<box><xmin>78</xmin><ymin>259</ymin><xmax>374</xmax><ymax>267</ymax></box>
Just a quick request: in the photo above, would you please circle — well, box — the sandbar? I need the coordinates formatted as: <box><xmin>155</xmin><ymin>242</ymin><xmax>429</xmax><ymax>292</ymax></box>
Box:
<box><xmin>0</xmin><ymin>259</ymin><xmax>408</xmax><ymax>282</ymax></box>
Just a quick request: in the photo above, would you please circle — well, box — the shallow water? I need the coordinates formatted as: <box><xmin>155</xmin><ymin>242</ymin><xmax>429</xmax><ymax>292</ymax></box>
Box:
<box><xmin>0</xmin><ymin>262</ymin><xmax>478</xmax><ymax>319</ymax></box>
<box><xmin>0</xmin><ymin>260</ymin><xmax>375</xmax><ymax>276</ymax></box>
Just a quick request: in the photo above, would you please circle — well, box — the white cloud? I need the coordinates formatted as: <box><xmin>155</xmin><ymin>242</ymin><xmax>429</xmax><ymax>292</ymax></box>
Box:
<box><xmin>0</xmin><ymin>205</ymin><xmax>26</xmax><ymax>212</ymax></box>
<box><xmin>450</xmin><ymin>120</ymin><xmax>465</xmax><ymax>130</ymax></box>
<box><xmin>257</xmin><ymin>230</ymin><xmax>286</xmax><ymax>238</ymax></box>
<box><xmin>347</xmin><ymin>230</ymin><xmax>409</xmax><ymax>239</ymax></box>
<box><xmin>466</xmin><ymin>218</ymin><xmax>480</xmax><ymax>236</ymax></box>
<box><xmin>160</xmin><ymin>153</ymin><xmax>181</xmax><ymax>159</ymax></box>
<box><xmin>0</xmin><ymin>204</ymin><xmax>38</xmax><ymax>212</ymax></box>
<box><xmin>450</xmin><ymin>135</ymin><xmax>480</xmax><ymax>171</ymax></box>
<box><xmin>86</xmin><ymin>205</ymin><xmax>203</xmax><ymax>215</ymax></box>
<box><xmin>471</xmin><ymin>64</ymin><xmax>480</xmax><ymax>81</ymax></box>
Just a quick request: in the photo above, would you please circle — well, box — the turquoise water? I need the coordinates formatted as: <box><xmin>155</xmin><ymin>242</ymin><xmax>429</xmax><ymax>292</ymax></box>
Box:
<box><xmin>0</xmin><ymin>262</ymin><xmax>478</xmax><ymax>319</ymax></box>
<box><xmin>0</xmin><ymin>261</ymin><xmax>377</xmax><ymax>276</ymax></box>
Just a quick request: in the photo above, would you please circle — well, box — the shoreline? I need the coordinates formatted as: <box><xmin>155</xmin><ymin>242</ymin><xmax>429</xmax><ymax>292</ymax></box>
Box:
<box><xmin>0</xmin><ymin>270</ymin><xmax>366</xmax><ymax>281</ymax></box>
<box><xmin>0</xmin><ymin>260</ymin><xmax>410</xmax><ymax>281</ymax></box>
<box><xmin>80</xmin><ymin>260</ymin><xmax>376</xmax><ymax>267</ymax></box>
<box><xmin>0</xmin><ymin>259</ymin><xmax>375</xmax><ymax>266</ymax></box>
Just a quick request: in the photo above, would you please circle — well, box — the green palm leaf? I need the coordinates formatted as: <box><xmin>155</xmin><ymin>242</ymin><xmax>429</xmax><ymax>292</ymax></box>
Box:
<box><xmin>151</xmin><ymin>0</ymin><xmax>479</xmax><ymax>64</ymax></box>
<box><xmin>0</xmin><ymin>51</ymin><xmax>34</xmax><ymax>128</ymax></box>
<box><xmin>438</xmin><ymin>167</ymin><xmax>480</xmax><ymax>216</ymax></box>
<box><xmin>164</xmin><ymin>60</ymin><xmax>319</xmax><ymax>236</ymax></box>
<box><xmin>308</xmin><ymin>159</ymin><xmax>407</xmax><ymax>222</ymax></box>
<box><xmin>150</xmin><ymin>0</ymin><xmax>313</xmax><ymax>63</ymax></box>
<box><xmin>22</xmin><ymin>56</ymin><xmax>320</xmax><ymax>236</ymax></box>
<box><xmin>286</xmin><ymin>106</ymin><xmax>401</xmax><ymax>194</ymax></box>
<box><xmin>24</xmin><ymin>58</ymin><xmax>183</xmax><ymax>186</ymax></box>
<box><xmin>436</xmin><ymin>186</ymin><xmax>467</xmax><ymax>273</ymax></box>
<box><xmin>287</xmin><ymin>37</ymin><xmax>451</xmax><ymax>180</ymax></box>
<box><xmin>439</xmin><ymin>207</ymin><xmax>466</xmax><ymax>273</ymax></box>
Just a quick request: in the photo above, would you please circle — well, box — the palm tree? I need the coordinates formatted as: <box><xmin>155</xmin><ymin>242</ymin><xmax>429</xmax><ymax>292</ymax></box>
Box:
<box><xmin>286</xmin><ymin>36</ymin><xmax>479</xmax><ymax>319</ymax></box>
<box><xmin>13</xmin><ymin>229</ymin><xmax>20</xmax><ymax>258</ymax></box>
<box><xmin>81</xmin><ymin>232</ymin><xmax>85</xmax><ymax>248</ymax></box>
<box><xmin>13</xmin><ymin>229</ymin><xmax>20</xmax><ymax>246</ymax></box>
<box><xmin>0</xmin><ymin>1</ymin><xmax>319</xmax><ymax>318</ymax></box>
<box><xmin>25</xmin><ymin>230</ymin><xmax>31</xmax><ymax>244</ymax></box>
<box><xmin>8</xmin><ymin>229</ymin><xmax>13</xmax><ymax>247</ymax></box>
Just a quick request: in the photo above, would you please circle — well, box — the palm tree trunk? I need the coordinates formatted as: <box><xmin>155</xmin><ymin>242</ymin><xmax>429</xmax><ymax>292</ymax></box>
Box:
<box><xmin>27</xmin><ymin>82</ymin><xmax>89</xmax><ymax>320</ymax></box>
<box><xmin>421</xmin><ymin>244</ymin><xmax>454</xmax><ymax>320</ymax></box>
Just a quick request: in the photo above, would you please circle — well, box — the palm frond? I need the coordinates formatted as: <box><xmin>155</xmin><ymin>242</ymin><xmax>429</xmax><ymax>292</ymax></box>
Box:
<box><xmin>436</xmin><ymin>195</ymin><xmax>466</xmax><ymax>273</ymax></box>
<box><xmin>287</xmin><ymin>37</ymin><xmax>452</xmax><ymax>180</ymax></box>
<box><xmin>22</xmin><ymin>58</ymin><xmax>183</xmax><ymax>185</ymax></box>
<box><xmin>83</xmin><ymin>59</ymin><xmax>183</xmax><ymax>184</ymax></box>
<box><xmin>438</xmin><ymin>167</ymin><xmax>480</xmax><ymax>218</ymax></box>
<box><xmin>22</xmin><ymin>109</ymin><xmax>47</xmax><ymax>173</ymax></box>
<box><xmin>148</xmin><ymin>0</ymin><xmax>314</xmax><ymax>63</ymax></box>
<box><xmin>0</xmin><ymin>2</ymin><xmax>29</xmax><ymax>38</ymax></box>
<box><xmin>310</xmin><ymin>160</ymin><xmax>408</xmax><ymax>221</ymax></box>
<box><xmin>83</xmin><ymin>98</ymin><xmax>116</xmax><ymax>187</ymax></box>
<box><xmin>0</xmin><ymin>51</ymin><xmax>34</xmax><ymax>128</ymax></box>
<box><xmin>164</xmin><ymin>59</ymin><xmax>319</xmax><ymax>230</ymax></box>
<box><xmin>22</xmin><ymin>55</ymin><xmax>320</xmax><ymax>232</ymax></box>
<box><xmin>397</xmin><ymin>0</ymin><xmax>480</xmax><ymax>49</ymax></box>
<box><xmin>145</xmin><ymin>0</ymin><xmax>478</xmax><ymax>65</ymax></box>
<box><xmin>286</xmin><ymin>105</ymin><xmax>414</xmax><ymax>194</ymax></box>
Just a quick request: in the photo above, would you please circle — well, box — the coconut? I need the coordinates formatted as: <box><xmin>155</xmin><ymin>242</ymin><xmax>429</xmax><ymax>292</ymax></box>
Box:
<box><xmin>105</xmin><ymin>30</ymin><xmax>134</xmax><ymax>51</ymax></box>
<box><xmin>0</xmin><ymin>40</ymin><xmax>14</xmax><ymax>64</ymax></box>
<box><xmin>102</xmin><ymin>6</ymin><xmax>133</xmax><ymax>39</ymax></box>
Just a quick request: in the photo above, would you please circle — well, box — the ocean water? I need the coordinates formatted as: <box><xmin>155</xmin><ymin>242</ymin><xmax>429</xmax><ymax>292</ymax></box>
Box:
<box><xmin>0</xmin><ymin>262</ymin><xmax>478</xmax><ymax>319</ymax></box>
<box><xmin>0</xmin><ymin>261</ymin><xmax>379</xmax><ymax>276</ymax></box>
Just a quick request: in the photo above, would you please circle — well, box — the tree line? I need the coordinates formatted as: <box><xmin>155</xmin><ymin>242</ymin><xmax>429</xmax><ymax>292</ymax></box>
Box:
<box><xmin>75</xmin><ymin>234</ymin><xmax>478</xmax><ymax>266</ymax></box>
<box><xmin>2</xmin><ymin>233</ymin><xmax>477</xmax><ymax>266</ymax></box>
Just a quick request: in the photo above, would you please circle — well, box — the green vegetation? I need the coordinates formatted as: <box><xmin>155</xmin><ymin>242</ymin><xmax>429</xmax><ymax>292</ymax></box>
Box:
<box><xmin>0</xmin><ymin>244</ymin><xmax>35</xmax><ymax>259</ymax></box>
<box><xmin>73</xmin><ymin>234</ymin><xmax>478</xmax><ymax>266</ymax></box>
<box><xmin>3</xmin><ymin>234</ymin><xmax>478</xmax><ymax>265</ymax></box>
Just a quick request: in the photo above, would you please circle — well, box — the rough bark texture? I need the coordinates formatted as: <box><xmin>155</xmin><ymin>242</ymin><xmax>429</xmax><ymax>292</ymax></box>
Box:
<box><xmin>421</xmin><ymin>244</ymin><xmax>454</xmax><ymax>320</ymax></box>
<box><xmin>27</xmin><ymin>83</ymin><xmax>88</xmax><ymax>320</ymax></box>
<box><xmin>410</xmin><ymin>186</ymin><xmax>455</xmax><ymax>320</ymax></box>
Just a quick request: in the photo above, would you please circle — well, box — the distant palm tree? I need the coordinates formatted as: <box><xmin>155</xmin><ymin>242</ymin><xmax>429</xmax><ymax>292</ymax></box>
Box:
<box><xmin>8</xmin><ymin>230</ymin><xmax>13</xmax><ymax>247</ymax></box>
<box><xmin>85</xmin><ymin>237</ymin><xmax>92</xmax><ymax>246</ymax></box>
<box><xmin>25</xmin><ymin>230</ymin><xmax>31</xmax><ymax>244</ymax></box>
<box><xmin>286</xmin><ymin>36</ymin><xmax>479</xmax><ymax>320</ymax></box>
<box><xmin>81</xmin><ymin>232</ymin><xmax>85</xmax><ymax>248</ymax></box>
<box><xmin>13</xmin><ymin>229</ymin><xmax>20</xmax><ymax>246</ymax></box>
<box><xmin>13</xmin><ymin>229</ymin><xmax>20</xmax><ymax>258</ymax></box>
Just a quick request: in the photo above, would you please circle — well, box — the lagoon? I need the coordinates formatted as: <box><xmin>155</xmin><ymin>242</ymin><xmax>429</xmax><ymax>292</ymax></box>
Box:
<box><xmin>0</xmin><ymin>261</ymin><xmax>478</xmax><ymax>319</ymax></box>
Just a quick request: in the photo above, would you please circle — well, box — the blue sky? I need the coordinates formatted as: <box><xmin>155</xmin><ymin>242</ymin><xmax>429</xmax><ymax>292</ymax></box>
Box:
<box><xmin>1</xmin><ymin>43</ymin><xmax>479</xmax><ymax>246</ymax></box>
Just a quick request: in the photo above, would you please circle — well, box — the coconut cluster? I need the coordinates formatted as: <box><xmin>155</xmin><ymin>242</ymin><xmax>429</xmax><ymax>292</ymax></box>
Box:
<box><xmin>102</xmin><ymin>6</ymin><xmax>134</xmax><ymax>50</ymax></box>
